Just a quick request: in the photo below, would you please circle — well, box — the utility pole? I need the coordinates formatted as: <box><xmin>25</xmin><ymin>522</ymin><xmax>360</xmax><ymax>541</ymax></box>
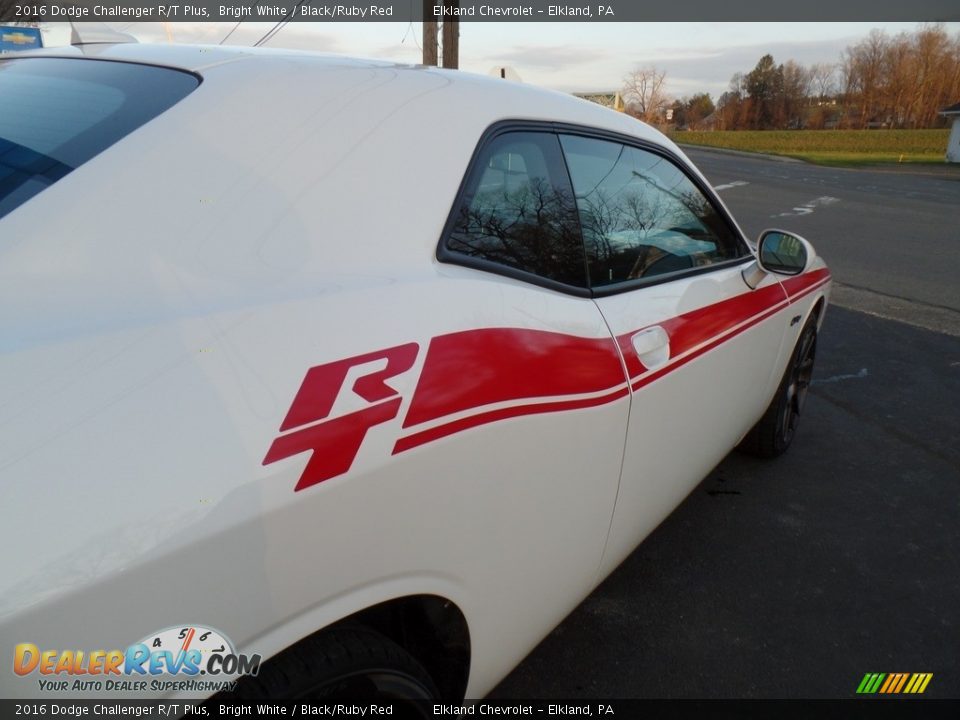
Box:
<box><xmin>441</xmin><ymin>2</ymin><xmax>459</xmax><ymax>69</ymax></box>
<box><xmin>422</xmin><ymin>2</ymin><xmax>459</xmax><ymax>69</ymax></box>
<box><xmin>422</xmin><ymin>1</ymin><xmax>438</xmax><ymax>66</ymax></box>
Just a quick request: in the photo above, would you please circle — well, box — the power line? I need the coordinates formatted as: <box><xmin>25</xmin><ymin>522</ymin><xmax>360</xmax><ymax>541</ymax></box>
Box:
<box><xmin>219</xmin><ymin>22</ymin><xmax>242</xmax><ymax>46</ymax></box>
<box><xmin>253</xmin><ymin>20</ymin><xmax>288</xmax><ymax>48</ymax></box>
<box><xmin>401</xmin><ymin>21</ymin><xmax>422</xmax><ymax>51</ymax></box>
<box><xmin>253</xmin><ymin>2</ymin><xmax>309</xmax><ymax>48</ymax></box>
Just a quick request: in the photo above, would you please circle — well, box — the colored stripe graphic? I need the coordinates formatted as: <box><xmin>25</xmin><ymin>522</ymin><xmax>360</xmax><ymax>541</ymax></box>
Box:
<box><xmin>892</xmin><ymin>673</ymin><xmax>909</xmax><ymax>693</ymax></box>
<box><xmin>907</xmin><ymin>673</ymin><xmax>933</xmax><ymax>693</ymax></box>
<box><xmin>856</xmin><ymin>674</ymin><xmax>874</xmax><ymax>694</ymax></box>
<box><xmin>857</xmin><ymin>673</ymin><xmax>932</xmax><ymax>694</ymax></box>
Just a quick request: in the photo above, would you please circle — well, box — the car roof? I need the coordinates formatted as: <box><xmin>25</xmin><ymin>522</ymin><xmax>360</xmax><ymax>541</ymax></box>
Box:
<box><xmin>17</xmin><ymin>41</ymin><xmax>391</xmax><ymax>73</ymax></box>
<box><xmin>13</xmin><ymin>42</ymin><xmax>675</xmax><ymax>151</ymax></box>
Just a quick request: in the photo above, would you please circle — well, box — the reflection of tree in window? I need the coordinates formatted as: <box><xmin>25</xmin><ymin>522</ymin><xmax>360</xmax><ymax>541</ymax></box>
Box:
<box><xmin>560</xmin><ymin>135</ymin><xmax>743</xmax><ymax>286</ymax></box>
<box><xmin>447</xmin><ymin>134</ymin><xmax>586</xmax><ymax>288</ymax></box>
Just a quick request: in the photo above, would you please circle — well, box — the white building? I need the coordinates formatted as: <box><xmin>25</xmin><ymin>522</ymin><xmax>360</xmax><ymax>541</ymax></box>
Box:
<box><xmin>941</xmin><ymin>102</ymin><xmax>960</xmax><ymax>163</ymax></box>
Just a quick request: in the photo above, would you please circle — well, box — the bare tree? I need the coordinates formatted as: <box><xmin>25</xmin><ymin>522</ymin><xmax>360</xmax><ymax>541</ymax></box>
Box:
<box><xmin>716</xmin><ymin>72</ymin><xmax>747</xmax><ymax>130</ymax></box>
<box><xmin>908</xmin><ymin>25</ymin><xmax>954</xmax><ymax>128</ymax></box>
<box><xmin>622</xmin><ymin>66</ymin><xmax>670</xmax><ymax>123</ymax></box>
<box><xmin>782</xmin><ymin>60</ymin><xmax>812</xmax><ymax>128</ymax></box>
<box><xmin>714</xmin><ymin>25</ymin><xmax>959</xmax><ymax>130</ymax></box>
<box><xmin>809</xmin><ymin>63</ymin><xmax>838</xmax><ymax>103</ymax></box>
<box><xmin>884</xmin><ymin>32</ymin><xmax>915</xmax><ymax>127</ymax></box>
<box><xmin>843</xmin><ymin>29</ymin><xmax>889</xmax><ymax>127</ymax></box>
<box><xmin>840</xmin><ymin>25</ymin><xmax>959</xmax><ymax>129</ymax></box>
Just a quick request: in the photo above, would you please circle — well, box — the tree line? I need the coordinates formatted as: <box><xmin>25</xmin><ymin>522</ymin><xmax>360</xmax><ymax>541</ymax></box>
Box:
<box><xmin>623</xmin><ymin>25</ymin><xmax>960</xmax><ymax>131</ymax></box>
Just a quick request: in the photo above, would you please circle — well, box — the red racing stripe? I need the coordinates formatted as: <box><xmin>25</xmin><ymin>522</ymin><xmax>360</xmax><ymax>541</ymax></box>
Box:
<box><xmin>625</xmin><ymin>271</ymin><xmax>831</xmax><ymax>390</ymax></box>
<box><xmin>394</xmin><ymin>385</ymin><xmax>630</xmax><ymax>454</ymax></box>
<box><xmin>781</xmin><ymin>268</ymin><xmax>831</xmax><ymax>299</ymax></box>
<box><xmin>615</xmin><ymin>282</ymin><xmax>788</xmax><ymax>379</ymax></box>
<box><xmin>631</xmin><ymin>300</ymin><xmax>787</xmax><ymax>391</ymax></box>
<box><xmin>394</xmin><ymin>270</ymin><xmax>830</xmax><ymax>453</ymax></box>
<box><xmin>402</xmin><ymin>327</ymin><xmax>625</xmax><ymax>429</ymax></box>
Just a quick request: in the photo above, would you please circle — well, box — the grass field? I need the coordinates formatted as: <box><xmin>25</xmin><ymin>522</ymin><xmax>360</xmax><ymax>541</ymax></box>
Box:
<box><xmin>669</xmin><ymin>129</ymin><xmax>952</xmax><ymax>166</ymax></box>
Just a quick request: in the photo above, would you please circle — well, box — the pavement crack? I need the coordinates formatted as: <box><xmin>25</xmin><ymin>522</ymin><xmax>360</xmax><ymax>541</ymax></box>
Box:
<box><xmin>813</xmin><ymin>368</ymin><xmax>869</xmax><ymax>385</ymax></box>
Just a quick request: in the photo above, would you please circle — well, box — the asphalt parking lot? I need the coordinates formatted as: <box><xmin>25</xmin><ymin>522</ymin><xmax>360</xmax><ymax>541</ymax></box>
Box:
<box><xmin>491</xmin><ymin>149</ymin><xmax>960</xmax><ymax>699</ymax></box>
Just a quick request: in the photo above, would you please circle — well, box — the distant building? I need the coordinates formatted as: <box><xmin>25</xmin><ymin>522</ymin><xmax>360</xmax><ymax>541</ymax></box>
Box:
<box><xmin>488</xmin><ymin>66</ymin><xmax>523</xmax><ymax>82</ymax></box>
<box><xmin>574</xmin><ymin>92</ymin><xmax>625</xmax><ymax>112</ymax></box>
<box><xmin>940</xmin><ymin>102</ymin><xmax>960</xmax><ymax>163</ymax></box>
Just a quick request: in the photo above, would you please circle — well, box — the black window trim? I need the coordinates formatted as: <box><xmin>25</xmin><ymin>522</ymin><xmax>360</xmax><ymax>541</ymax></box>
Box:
<box><xmin>437</xmin><ymin>119</ymin><xmax>755</xmax><ymax>299</ymax></box>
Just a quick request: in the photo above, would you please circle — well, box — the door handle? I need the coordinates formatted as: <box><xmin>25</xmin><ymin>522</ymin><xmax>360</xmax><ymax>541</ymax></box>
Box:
<box><xmin>631</xmin><ymin>326</ymin><xmax>670</xmax><ymax>370</ymax></box>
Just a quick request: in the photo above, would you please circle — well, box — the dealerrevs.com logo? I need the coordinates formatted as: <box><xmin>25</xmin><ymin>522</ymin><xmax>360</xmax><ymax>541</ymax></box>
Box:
<box><xmin>14</xmin><ymin>625</ymin><xmax>261</xmax><ymax>693</ymax></box>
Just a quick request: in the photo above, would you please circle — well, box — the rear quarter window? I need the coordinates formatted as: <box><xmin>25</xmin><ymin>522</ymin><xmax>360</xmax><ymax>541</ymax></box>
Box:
<box><xmin>0</xmin><ymin>57</ymin><xmax>199</xmax><ymax>220</ymax></box>
<box><xmin>440</xmin><ymin>130</ymin><xmax>588</xmax><ymax>291</ymax></box>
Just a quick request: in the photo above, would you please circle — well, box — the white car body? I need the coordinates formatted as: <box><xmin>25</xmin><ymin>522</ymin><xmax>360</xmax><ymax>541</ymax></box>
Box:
<box><xmin>0</xmin><ymin>44</ymin><xmax>830</xmax><ymax>699</ymax></box>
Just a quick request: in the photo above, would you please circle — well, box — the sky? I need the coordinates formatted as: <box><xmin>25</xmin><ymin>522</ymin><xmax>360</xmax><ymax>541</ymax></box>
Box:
<box><xmin>42</xmin><ymin>21</ymin><xmax>960</xmax><ymax>100</ymax></box>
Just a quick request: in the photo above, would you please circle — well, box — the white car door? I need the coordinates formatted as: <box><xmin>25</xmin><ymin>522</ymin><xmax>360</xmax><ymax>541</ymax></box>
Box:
<box><xmin>556</xmin><ymin>133</ymin><xmax>791</xmax><ymax>575</ymax></box>
<box><xmin>425</xmin><ymin>128</ymin><xmax>630</xmax><ymax>684</ymax></box>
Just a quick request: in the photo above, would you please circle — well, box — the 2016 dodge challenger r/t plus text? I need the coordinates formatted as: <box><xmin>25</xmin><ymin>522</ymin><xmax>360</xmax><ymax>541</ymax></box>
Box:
<box><xmin>0</xmin><ymin>41</ymin><xmax>829</xmax><ymax>702</ymax></box>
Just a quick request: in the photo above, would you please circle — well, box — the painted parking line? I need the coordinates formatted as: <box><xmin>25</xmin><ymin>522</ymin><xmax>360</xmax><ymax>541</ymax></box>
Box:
<box><xmin>773</xmin><ymin>195</ymin><xmax>840</xmax><ymax>217</ymax></box>
<box><xmin>713</xmin><ymin>180</ymin><xmax>749</xmax><ymax>191</ymax></box>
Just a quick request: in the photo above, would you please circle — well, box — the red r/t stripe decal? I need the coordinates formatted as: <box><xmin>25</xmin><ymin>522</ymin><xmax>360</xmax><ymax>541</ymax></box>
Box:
<box><xmin>279</xmin><ymin>343</ymin><xmax>419</xmax><ymax>432</ymax></box>
<box><xmin>264</xmin><ymin>343</ymin><xmax>418</xmax><ymax>491</ymax></box>
<box><xmin>265</xmin><ymin>398</ymin><xmax>403</xmax><ymax>491</ymax></box>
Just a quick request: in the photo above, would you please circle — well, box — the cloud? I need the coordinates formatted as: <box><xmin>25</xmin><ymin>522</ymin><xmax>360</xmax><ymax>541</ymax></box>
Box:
<box><xmin>481</xmin><ymin>44</ymin><xmax>605</xmax><ymax>71</ymax></box>
<box><xmin>123</xmin><ymin>22</ymin><xmax>344</xmax><ymax>53</ymax></box>
<box><xmin>366</xmin><ymin>43</ymin><xmax>422</xmax><ymax>62</ymax></box>
<box><xmin>463</xmin><ymin>30</ymin><xmax>872</xmax><ymax>97</ymax></box>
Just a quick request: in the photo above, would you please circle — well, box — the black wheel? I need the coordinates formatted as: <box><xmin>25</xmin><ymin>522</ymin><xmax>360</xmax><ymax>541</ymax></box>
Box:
<box><xmin>739</xmin><ymin>316</ymin><xmax>818</xmax><ymax>458</ymax></box>
<box><xmin>223</xmin><ymin>625</ymin><xmax>438</xmax><ymax>710</ymax></box>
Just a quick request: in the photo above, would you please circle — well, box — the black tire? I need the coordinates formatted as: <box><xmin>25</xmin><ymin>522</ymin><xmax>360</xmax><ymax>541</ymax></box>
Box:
<box><xmin>739</xmin><ymin>316</ymin><xmax>818</xmax><ymax>458</ymax></box>
<box><xmin>224</xmin><ymin>625</ymin><xmax>438</xmax><ymax>707</ymax></box>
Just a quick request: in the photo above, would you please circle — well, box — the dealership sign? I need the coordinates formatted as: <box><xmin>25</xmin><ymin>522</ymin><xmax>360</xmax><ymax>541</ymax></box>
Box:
<box><xmin>0</xmin><ymin>25</ymin><xmax>42</xmax><ymax>53</ymax></box>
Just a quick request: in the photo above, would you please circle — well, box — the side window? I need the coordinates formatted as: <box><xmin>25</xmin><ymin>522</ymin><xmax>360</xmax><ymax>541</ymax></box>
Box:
<box><xmin>559</xmin><ymin>134</ymin><xmax>746</xmax><ymax>288</ymax></box>
<box><xmin>443</xmin><ymin>131</ymin><xmax>588</xmax><ymax>289</ymax></box>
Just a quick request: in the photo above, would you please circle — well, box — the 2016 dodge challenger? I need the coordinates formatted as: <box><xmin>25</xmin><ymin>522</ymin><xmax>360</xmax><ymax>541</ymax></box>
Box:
<box><xmin>0</xmin><ymin>40</ymin><xmax>829</xmax><ymax>702</ymax></box>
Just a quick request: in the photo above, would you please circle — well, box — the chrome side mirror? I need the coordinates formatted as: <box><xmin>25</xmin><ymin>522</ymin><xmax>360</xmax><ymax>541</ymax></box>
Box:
<box><xmin>757</xmin><ymin>229</ymin><xmax>811</xmax><ymax>276</ymax></box>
